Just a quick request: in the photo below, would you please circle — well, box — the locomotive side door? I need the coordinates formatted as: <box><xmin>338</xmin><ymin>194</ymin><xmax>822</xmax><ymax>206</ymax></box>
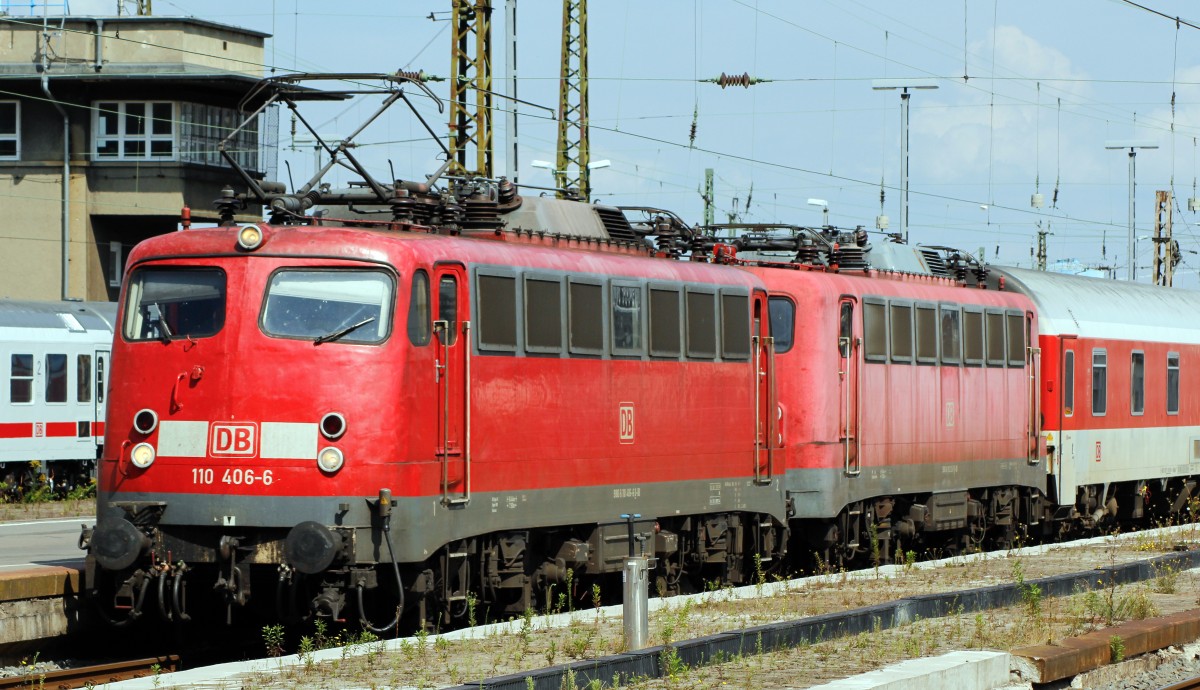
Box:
<box><xmin>433</xmin><ymin>264</ymin><xmax>470</xmax><ymax>505</ymax></box>
<box><xmin>91</xmin><ymin>350</ymin><xmax>110</xmax><ymax>447</ymax></box>
<box><xmin>1055</xmin><ymin>334</ymin><xmax>1078</xmax><ymax>506</ymax></box>
<box><xmin>752</xmin><ymin>290</ymin><xmax>775</xmax><ymax>483</ymax></box>
<box><xmin>838</xmin><ymin>297</ymin><xmax>861</xmax><ymax>476</ymax></box>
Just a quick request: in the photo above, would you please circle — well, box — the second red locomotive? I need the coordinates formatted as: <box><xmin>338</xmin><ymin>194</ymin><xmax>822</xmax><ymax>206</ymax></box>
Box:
<box><xmin>82</xmin><ymin>73</ymin><xmax>1200</xmax><ymax>631</ymax></box>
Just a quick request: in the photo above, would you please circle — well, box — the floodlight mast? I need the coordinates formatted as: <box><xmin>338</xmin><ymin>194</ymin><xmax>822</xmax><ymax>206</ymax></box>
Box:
<box><xmin>872</xmin><ymin>79</ymin><xmax>938</xmax><ymax>244</ymax></box>
<box><xmin>1105</xmin><ymin>139</ymin><xmax>1158</xmax><ymax>281</ymax></box>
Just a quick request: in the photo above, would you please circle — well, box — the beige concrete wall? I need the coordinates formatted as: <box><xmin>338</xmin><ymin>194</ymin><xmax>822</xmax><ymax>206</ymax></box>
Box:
<box><xmin>0</xmin><ymin>172</ymin><xmax>67</xmax><ymax>300</ymax></box>
<box><xmin>0</xmin><ymin>19</ymin><xmax>263</xmax><ymax>76</ymax></box>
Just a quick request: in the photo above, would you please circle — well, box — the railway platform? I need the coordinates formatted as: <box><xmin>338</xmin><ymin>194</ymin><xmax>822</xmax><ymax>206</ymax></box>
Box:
<box><xmin>0</xmin><ymin>561</ymin><xmax>85</xmax><ymax>661</ymax></box>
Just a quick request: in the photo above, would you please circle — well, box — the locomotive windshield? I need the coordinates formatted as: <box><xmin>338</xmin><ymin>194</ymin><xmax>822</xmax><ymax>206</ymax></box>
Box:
<box><xmin>260</xmin><ymin>269</ymin><xmax>394</xmax><ymax>344</ymax></box>
<box><xmin>123</xmin><ymin>268</ymin><xmax>226</xmax><ymax>342</ymax></box>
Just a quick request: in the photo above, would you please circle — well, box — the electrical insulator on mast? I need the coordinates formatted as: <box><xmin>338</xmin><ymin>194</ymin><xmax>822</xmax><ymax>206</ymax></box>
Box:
<box><xmin>702</xmin><ymin>72</ymin><xmax>769</xmax><ymax>89</ymax></box>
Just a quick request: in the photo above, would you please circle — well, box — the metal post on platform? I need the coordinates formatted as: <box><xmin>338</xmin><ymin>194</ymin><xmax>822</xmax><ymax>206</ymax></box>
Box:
<box><xmin>620</xmin><ymin>512</ymin><xmax>648</xmax><ymax>651</ymax></box>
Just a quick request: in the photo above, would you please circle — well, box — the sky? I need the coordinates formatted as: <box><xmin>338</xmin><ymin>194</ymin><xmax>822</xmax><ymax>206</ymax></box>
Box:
<box><xmin>59</xmin><ymin>0</ymin><xmax>1200</xmax><ymax>286</ymax></box>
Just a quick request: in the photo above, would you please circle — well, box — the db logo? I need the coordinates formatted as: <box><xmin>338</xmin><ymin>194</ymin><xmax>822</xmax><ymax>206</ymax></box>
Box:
<box><xmin>210</xmin><ymin>423</ymin><xmax>258</xmax><ymax>457</ymax></box>
<box><xmin>618</xmin><ymin>403</ymin><xmax>635</xmax><ymax>444</ymax></box>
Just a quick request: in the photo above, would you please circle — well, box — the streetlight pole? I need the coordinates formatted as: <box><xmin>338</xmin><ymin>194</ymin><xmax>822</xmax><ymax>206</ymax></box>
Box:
<box><xmin>873</xmin><ymin>79</ymin><xmax>939</xmax><ymax>244</ymax></box>
<box><xmin>1105</xmin><ymin>140</ymin><xmax>1157</xmax><ymax>282</ymax></box>
<box><xmin>807</xmin><ymin>198</ymin><xmax>829</xmax><ymax>228</ymax></box>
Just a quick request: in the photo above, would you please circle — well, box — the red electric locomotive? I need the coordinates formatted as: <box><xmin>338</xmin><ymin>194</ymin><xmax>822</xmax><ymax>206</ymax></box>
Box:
<box><xmin>86</xmin><ymin>73</ymin><xmax>1193</xmax><ymax>631</ymax></box>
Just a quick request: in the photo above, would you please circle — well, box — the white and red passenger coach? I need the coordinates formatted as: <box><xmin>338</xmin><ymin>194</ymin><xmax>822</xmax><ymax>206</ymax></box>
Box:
<box><xmin>998</xmin><ymin>267</ymin><xmax>1200</xmax><ymax>527</ymax></box>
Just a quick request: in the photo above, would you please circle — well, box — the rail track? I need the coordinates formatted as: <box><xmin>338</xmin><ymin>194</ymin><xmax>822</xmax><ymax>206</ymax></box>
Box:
<box><xmin>0</xmin><ymin>655</ymin><xmax>179</xmax><ymax>690</ymax></box>
<box><xmin>1162</xmin><ymin>676</ymin><xmax>1200</xmax><ymax>690</ymax></box>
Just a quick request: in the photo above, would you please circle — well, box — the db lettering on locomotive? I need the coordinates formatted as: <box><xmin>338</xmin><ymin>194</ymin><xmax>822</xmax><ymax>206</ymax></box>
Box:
<box><xmin>210</xmin><ymin>423</ymin><xmax>258</xmax><ymax>457</ymax></box>
<box><xmin>619</xmin><ymin>403</ymin><xmax>635</xmax><ymax>444</ymax></box>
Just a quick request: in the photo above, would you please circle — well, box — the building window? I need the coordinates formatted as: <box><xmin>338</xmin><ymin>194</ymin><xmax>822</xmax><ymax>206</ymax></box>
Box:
<box><xmin>0</xmin><ymin>101</ymin><xmax>18</xmax><ymax>159</ymax></box>
<box><xmin>109</xmin><ymin>241</ymin><xmax>124</xmax><ymax>288</ymax></box>
<box><xmin>94</xmin><ymin>101</ymin><xmax>175</xmax><ymax>160</ymax></box>
<box><xmin>179</xmin><ymin>103</ymin><xmax>261</xmax><ymax>172</ymax></box>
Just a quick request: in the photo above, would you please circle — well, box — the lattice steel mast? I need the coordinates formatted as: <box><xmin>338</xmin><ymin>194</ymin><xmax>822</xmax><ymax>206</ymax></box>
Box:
<box><xmin>555</xmin><ymin>0</ymin><xmax>588</xmax><ymax>200</ymax></box>
<box><xmin>448</xmin><ymin>0</ymin><xmax>493</xmax><ymax>177</ymax></box>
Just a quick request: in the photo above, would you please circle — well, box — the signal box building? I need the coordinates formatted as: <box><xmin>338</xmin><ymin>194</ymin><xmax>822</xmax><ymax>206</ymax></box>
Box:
<box><xmin>0</xmin><ymin>14</ymin><xmax>274</xmax><ymax>301</ymax></box>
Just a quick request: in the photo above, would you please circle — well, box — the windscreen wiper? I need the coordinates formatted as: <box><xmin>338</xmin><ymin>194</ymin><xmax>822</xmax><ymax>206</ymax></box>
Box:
<box><xmin>148</xmin><ymin>304</ymin><xmax>172</xmax><ymax>344</ymax></box>
<box><xmin>314</xmin><ymin>316</ymin><xmax>375</xmax><ymax>345</ymax></box>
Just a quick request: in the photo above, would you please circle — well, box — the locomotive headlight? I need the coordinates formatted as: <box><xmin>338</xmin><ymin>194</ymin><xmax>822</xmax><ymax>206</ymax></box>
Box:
<box><xmin>133</xmin><ymin>408</ymin><xmax>158</xmax><ymax>435</ymax></box>
<box><xmin>237</xmin><ymin>225</ymin><xmax>263</xmax><ymax>250</ymax></box>
<box><xmin>317</xmin><ymin>447</ymin><xmax>344</xmax><ymax>473</ymax></box>
<box><xmin>130</xmin><ymin>442</ymin><xmax>156</xmax><ymax>469</ymax></box>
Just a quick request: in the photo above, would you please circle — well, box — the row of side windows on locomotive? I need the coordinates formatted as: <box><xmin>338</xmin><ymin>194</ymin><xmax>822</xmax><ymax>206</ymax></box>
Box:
<box><xmin>7</xmin><ymin>354</ymin><xmax>103</xmax><ymax>406</ymax></box>
<box><xmin>404</xmin><ymin>269</ymin><xmax>782</xmax><ymax>360</ymax></box>
<box><xmin>859</xmin><ymin>298</ymin><xmax>1028</xmax><ymax>367</ymax></box>
<box><xmin>1061</xmin><ymin>349</ymin><xmax>1179</xmax><ymax>418</ymax></box>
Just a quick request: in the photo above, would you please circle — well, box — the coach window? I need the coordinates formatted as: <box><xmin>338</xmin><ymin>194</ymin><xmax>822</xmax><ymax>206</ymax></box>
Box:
<box><xmin>1063</xmin><ymin>350</ymin><xmax>1075</xmax><ymax>416</ymax></box>
<box><xmin>915</xmin><ymin>304</ymin><xmax>937</xmax><ymax>364</ymax></box>
<box><xmin>76</xmin><ymin>355</ymin><xmax>92</xmax><ymax>403</ymax></box>
<box><xmin>721</xmin><ymin>292</ymin><xmax>751</xmax><ymax>360</ymax></box>
<box><xmin>477</xmin><ymin>274</ymin><xmax>518</xmax><ymax>352</ymax></box>
<box><xmin>525</xmin><ymin>277</ymin><xmax>563</xmax><ymax>354</ymax></box>
<box><xmin>569</xmin><ymin>279</ymin><xmax>603</xmax><ymax>355</ymax></box>
<box><xmin>649</xmin><ymin>286</ymin><xmax>682</xmax><ymax>357</ymax></box>
<box><xmin>939</xmin><ymin>306</ymin><xmax>961</xmax><ymax>365</ymax></box>
<box><xmin>1006</xmin><ymin>312</ymin><xmax>1026</xmax><ymax>367</ymax></box>
<box><xmin>963</xmin><ymin>308</ymin><xmax>984</xmax><ymax>366</ymax></box>
<box><xmin>10</xmin><ymin>354</ymin><xmax>32</xmax><ymax>404</ymax></box>
<box><xmin>1092</xmin><ymin>349</ymin><xmax>1108</xmax><ymax>416</ymax></box>
<box><xmin>889</xmin><ymin>302</ymin><xmax>913</xmax><ymax>363</ymax></box>
<box><xmin>769</xmin><ymin>296</ymin><xmax>795</xmax><ymax>353</ymax></box>
<box><xmin>1168</xmin><ymin>353</ymin><xmax>1180</xmax><ymax>415</ymax></box>
<box><xmin>46</xmin><ymin>354</ymin><xmax>67</xmax><ymax>404</ymax></box>
<box><xmin>1131</xmin><ymin>351</ymin><xmax>1145</xmax><ymax>416</ymax></box>
<box><xmin>611</xmin><ymin>282</ymin><xmax>643</xmax><ymax>355</ymax></box>
<box><xmin>686</xmin><ymin>288</ymin><xmax>717</xmax><ymax>359</ymax></box>
<box><xmin>96</xmin><ymin>357</ymin><xmax>105</xmax><ymax>405</ymax></box>
<box><xmin>407</xmin><ymin>270</ymin><xmax>431</xmax><ymax>346</ymax></box>
<box><xmin>985</xmin><ymin>310</ymin><xmax>1006</xmax><ymax>367</ymax></box>
<box><xmin>863</xmin><ymin>298</ymin><xmax>887</xmax><ymax>362</ymax></box>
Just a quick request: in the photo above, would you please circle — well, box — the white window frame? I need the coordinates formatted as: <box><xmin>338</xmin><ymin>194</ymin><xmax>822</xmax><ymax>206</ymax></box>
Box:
<box><xmin>93</xmin><ymin>101</ymin><xmax>176</xmax><ymax>161</ymax></box>
<box><xmin>0</xmin><ymin>101</ymin><xmax>18</xmax><ymax>160</ymax></box>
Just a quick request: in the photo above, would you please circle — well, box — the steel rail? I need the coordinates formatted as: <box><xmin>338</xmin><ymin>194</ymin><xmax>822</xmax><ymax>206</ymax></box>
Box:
<box><xmin>0</xmin><ymin>655</ymin><xmax>179</xmax><ymax>690</ymax></box>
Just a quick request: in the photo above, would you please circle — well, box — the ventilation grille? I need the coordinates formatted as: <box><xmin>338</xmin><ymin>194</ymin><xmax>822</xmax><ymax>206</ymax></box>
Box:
<box><xmin>920</xmin><ymin>249</ymin><xmax>952</xmax><ymax>278</ymax></box>
<box><xmin>836</xmin><ymin>246</ymin><xmax>869</xmax><ymax>271</ymax></box>
<box><xmin>593</xmin><ymin>207</ymin><xmax>638</xmax><ymax>242</ymax></box>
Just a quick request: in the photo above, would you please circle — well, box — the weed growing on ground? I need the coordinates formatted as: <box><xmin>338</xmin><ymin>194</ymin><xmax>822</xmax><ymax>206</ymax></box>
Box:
<box><xmin>262</xmin><ymin>624</ymin><xmax>285</xmax><ymax>658</ymax></box>
<box><xmin>1110</xmin><ymin>634</ymin><xmax>1125</xmax><ymax>663</ymax></box>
